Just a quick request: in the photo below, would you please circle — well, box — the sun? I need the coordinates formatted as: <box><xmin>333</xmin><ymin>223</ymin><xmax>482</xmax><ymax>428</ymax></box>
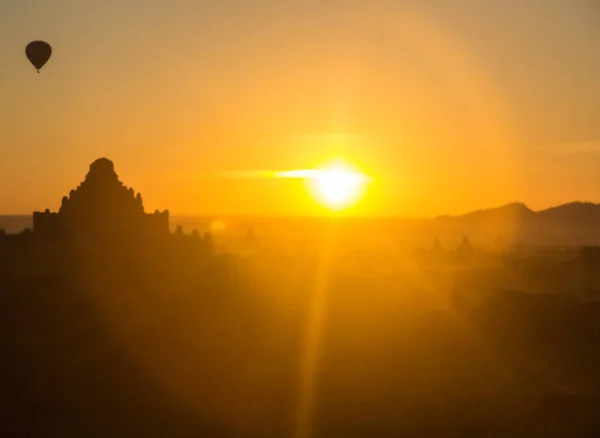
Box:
<box><xmin>306</xmin><ymin>161</ymin><xmax>370</xmax><ymax>211</ymax></box>
<box><xmin>273</xmin><ymin>159</ymin><xmax>371</xmax><ymax>212</ymax></box>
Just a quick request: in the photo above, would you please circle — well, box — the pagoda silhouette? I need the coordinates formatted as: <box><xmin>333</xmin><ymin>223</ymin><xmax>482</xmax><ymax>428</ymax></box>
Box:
<box><xmin>32</xmin><ymin>158</ymin><xmax>170</xmax><ymax>242</ymax></box>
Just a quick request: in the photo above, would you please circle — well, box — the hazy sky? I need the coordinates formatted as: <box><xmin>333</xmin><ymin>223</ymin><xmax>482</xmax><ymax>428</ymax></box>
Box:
<box><xmin>1</xmin><ymin>0</ymin><xmax>600</xmax><ymax>216</ymax></box>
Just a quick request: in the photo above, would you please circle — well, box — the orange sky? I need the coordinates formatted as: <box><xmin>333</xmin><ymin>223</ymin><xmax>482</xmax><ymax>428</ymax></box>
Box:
<box><xmin>1</xmin><ymin>1</ymin><xmax>600</xmax><ymax>216</ymax></box>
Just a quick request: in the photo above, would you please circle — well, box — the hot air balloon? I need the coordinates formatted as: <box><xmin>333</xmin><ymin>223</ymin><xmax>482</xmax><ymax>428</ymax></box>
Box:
<box><xmin>25</xmin><ymin>41</ymin><xmax>52</xmax><ymax>73</ymax></box>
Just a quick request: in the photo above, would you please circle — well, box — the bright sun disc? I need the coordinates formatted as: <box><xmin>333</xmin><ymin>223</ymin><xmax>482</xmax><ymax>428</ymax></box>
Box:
<box><xmin>307</xmin><ymin>162</ymin><xmax>370</xmax><ymax>211</ymax></box>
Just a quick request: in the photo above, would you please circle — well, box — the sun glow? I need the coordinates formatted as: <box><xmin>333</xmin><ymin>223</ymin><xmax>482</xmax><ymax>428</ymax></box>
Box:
<box><xmin>277</xmin><ymin>160</ymin><xmax>370</xmax><ymax>212</ymax></box>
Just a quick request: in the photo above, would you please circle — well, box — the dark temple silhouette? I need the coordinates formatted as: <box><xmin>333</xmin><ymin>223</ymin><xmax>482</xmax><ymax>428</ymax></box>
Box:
<box><xmin>33</xmin><ymin>158</ymin><xmax>170</xmax><ymax>241</ymax></box>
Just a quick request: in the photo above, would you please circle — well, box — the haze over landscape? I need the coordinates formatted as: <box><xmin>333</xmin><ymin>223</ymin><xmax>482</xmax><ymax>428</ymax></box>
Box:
<box><xmin>4</xmin><ymin>2</ymin><xmax>600</xmax><ymax>438</ymax></box>
<box><xmin>2</xmin><ymin>0</ymin><xmax>600</xmax><ymax>216</ymax></box>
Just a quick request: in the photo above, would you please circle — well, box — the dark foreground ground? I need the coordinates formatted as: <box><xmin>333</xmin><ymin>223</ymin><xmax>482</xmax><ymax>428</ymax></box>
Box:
<box><xmin>3</xmin><ymin>245</ymin><xmax>600</xmax><ymax>438</ymax></box>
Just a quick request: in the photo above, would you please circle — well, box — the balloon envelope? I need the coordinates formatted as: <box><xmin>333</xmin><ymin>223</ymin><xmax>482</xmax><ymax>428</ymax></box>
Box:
<box><xmin>26</xmin><ymin>41</ymin><xmax>52</xmax><ymax>72</ymax></box>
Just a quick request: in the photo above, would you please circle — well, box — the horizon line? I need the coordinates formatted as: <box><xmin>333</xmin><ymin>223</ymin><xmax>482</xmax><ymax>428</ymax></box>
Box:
<box><xmin>0</xmin><ymin>200</ymin><xmax>598</xmax><ymax>221</ymax></box>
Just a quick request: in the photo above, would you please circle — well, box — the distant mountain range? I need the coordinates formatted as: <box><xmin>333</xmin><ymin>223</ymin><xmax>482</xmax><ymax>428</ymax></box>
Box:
<box><xmin>1</xmin><ymin>201</ymin><xmax>599</xmax><ymax>248</ymax></box>
<box><xmin>428</xmin><ymin>202</ymin><xmax>600</xmax><ymax>247</ymax></box>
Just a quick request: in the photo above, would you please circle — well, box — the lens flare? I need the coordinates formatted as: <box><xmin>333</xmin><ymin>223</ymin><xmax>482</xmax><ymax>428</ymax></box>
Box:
<box><xmin>277</xmin><ymin>160</ymin><xmax>371</xmax><ymax>211</ymax></box>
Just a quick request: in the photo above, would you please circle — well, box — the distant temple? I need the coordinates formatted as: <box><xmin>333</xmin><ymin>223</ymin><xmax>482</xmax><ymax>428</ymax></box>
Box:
<box><xmin>456</xmin><ymin>235</ymin><xmax>475</xmax><ymax>261</ymax></box>
<box><xmin>32</xmin><ymin>158</ymin><xmax>170</xmax><ymax>241</ymax></box>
